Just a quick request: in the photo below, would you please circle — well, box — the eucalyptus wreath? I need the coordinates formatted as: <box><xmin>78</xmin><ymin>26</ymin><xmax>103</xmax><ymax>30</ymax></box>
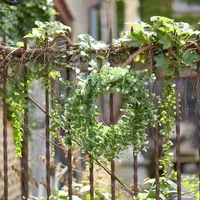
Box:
<box><xmin>65</xmin><ymin>64</ymin><xmax>157</xmax><ymax>161</ymax></box>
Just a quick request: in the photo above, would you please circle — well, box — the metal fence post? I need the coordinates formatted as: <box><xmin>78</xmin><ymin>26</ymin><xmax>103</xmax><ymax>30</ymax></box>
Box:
<box><xmin>108</xmin><ymin>27</ymin><xmax>116</xmax><ymax>200</ymax></box>
<box><xmin>153</xmin><ymin>78</ymin><xmax>160</xmax><ymax>200</ymax></box>
<box><xmin>2</xmin><ymin>30</ymin><xmax>8</xmax><ymax>200</ymax></box>
<box><xmin>45</xmin><ymin>31</ymin><xmax>51</xmax><ymax>199</ymax></box>
<box><xmin>21</xmin><ymin>38</ymin><xmax>29</xmax><ymax>199</ymax></box>
<box><xmin>176</xmin><ymin>79</ymin><xmax>181</xmax><ymax>200</ymax></box>
<box><xmin>66</xmin><ymin>68</ymin><xmax>73</xmax><ymax>200</ymax></box>
<box><xmin>197</xmin><ymin>63</ymin><xmax>200</xmax><ymax>198</ymax></box>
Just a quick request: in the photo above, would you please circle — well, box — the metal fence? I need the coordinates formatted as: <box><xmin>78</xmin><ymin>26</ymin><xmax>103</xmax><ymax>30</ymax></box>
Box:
<box><xmin>0</xmin><ymin>29</ymin><xmax>200</xmax><ymax>200</ymax></box>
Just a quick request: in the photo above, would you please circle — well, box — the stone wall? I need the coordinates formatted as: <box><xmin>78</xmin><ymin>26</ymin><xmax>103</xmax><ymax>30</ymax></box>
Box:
<box><xmin>0</xmin><ymin>111</ymin><xmax>21</xmax><ymax>200</ymax></box>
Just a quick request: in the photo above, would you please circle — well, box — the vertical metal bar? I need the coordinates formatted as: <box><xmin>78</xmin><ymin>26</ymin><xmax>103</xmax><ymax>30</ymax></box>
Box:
<box><xmin>89</xmin><ymin>156</ymin><xmax>94</xmax><ymax>200</ymax></box>
<box><xmin>21</xmin><ymin>38</ymin><xmax>29</xmax><ymax>199</ymax></box>
<box><xmin>130</xmin><ymin>26</ymin><xmax>138</xmax><ymax>197</ymax></box>
<box><xmin>66</xmin><ymin>68</ymin><xmax>72</xmax><ymax>200</ymax></box>
<box><xmin>110</xmin><ymin>93</ymin><xmax>115</xmax><ymax>200</ymax></box>
<box><xmin>175</xmin><ymin>79</ymin><xmax>181</xmax><ymax>200</ymax></box>
<box><xmin>2</xmin><ymin>31</ymin><xmax>8</xmax><ymax>200</ymax></box>
<box><xmin>87</xmin><ymin>25</ymin><xmax>94</xmax><ymax>199</ymax></box>
<box><xmin>111</xmin><ymin>160</ymin><xmax>115</xmax><ymax>200</ymax></box>
<box><xmin>153</xmin><ymin>79</ymin><xmax>160</xmax><ymax>200</ymax></box>
<box><xmin>130</xmin><ymin>26</ymin><xmax>133</xmax><ymax>33</ymax></box>
<box><xmin>133</xmin><ymin>154</ymin><xmax>138</xmax><ymax>196</ymax></box>
<box><xmin>197</xmin><ymin>64</ymin><xmax>200</xmax><ymax>198</ymax></box>
<box><xmin>45</xmin><ymin>31</ymin><xmax>51</xmax><ymax>199</ymax></box>
<box><xmin>108</xmin><ymin>27</ymin><xmax>115</xmax><ymax>200</ymax></box>
<box><xmin>130</xmin><ymin>26</ymin><xmax>135</xmax><ymax>69</ymax></box>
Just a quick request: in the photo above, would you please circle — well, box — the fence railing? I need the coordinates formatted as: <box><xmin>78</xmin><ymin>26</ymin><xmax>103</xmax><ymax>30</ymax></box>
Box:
<box><xmin>0</xmin><ymin>28</ymin><xmax>200</xmax><ymax>200</ymax></box>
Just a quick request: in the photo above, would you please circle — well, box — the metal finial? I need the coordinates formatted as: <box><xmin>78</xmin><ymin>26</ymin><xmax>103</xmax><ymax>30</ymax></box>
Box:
<box><xmin>130</xmin><ymin>26</ymin><xmax>134</xmax><ymax>33</ymax></box>
<box><xmin>108</xmin><ymin>27</ymin><xmax>112</xmax><ymax>45</ymax></box>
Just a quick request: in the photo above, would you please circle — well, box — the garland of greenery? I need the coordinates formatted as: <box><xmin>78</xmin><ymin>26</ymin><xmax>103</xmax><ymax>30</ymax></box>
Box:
<box><xmin>64</xmin><ymin>64</ymin><xmax>157</xmax><ymax>161</ymax></box>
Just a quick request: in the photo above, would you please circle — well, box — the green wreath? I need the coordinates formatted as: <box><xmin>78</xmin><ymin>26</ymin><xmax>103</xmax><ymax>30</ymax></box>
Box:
<box><xmin>66</xmin><ymin>64</ymin><xmax>157</xmax><ymax>161</ymax></box>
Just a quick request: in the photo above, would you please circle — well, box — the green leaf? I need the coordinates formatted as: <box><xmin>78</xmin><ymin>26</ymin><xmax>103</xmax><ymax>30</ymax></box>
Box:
<box><xmin>151</xmin><ymin>16</ymin><xmax>174</xmax><ymax>23</ymax></box>
<box><xmin>78</xmin><ymin>34</ymin><xmax>95</xmax><ymax>47</ymax></box>
<box><xmin>182</xmin><ymin>50</ymin><xmax>200</xmax><ymax>69</ymax></box>
<box><xmin>86</xmin><ymin>194</ymin><xmax>91</xmax><ymax>200</ymax></box>
<box><xmin>35</xmin><ymin>21</ymin><xmax>71</xmax><ymax>33</ymax></box>
<box><xmin>126</xmin><ymin>21</ymin><xmax>151</xmax><ymax>31</ymax></box>
<box><xmin>154</xmin><ymin>53</ymin><xmax>169</xmax><ymax>68</ymax></box>
<box><xmin>49</xmin><ymin>196</ymin><xmax>55</xmax><ymax>200</ymax></box>
<box><xmin>166</xmin><ymin>179</ymin><xmax>177</xmax><ymax>189</ymax></box>
<box><xmin>127</xmin><ymin>31</ymin><xmax>146</xmax><ymax>47</ymax></box>
<box><xmin>91</xmin><ymin>41</ymin><xmax>107</xmax><ymax>50</ymax></box>
<box><xmin>50</xmin><ymin>70</ymin><xmax>61</xmax><ymax>80</ymax></box>
<box><xmin>146</xmin><ymin>190</ymin><xmax>156</xmax><ymax>199</ymax></box>
<box><xmin>23</xmin><ymin>33</ymin><xmax>36</xmax><ymax>39</ymax></box>
<box><xmin>134</xmin><ymin>54</ymin><xmax>140</xmax><ymax>62</ymax></box>
<box><xmin>158</xmin><ymin>35</ymin><xmax>171</xmax><ymax>49</ymax></box>
<box><xmin>52</xmin><ymin>189</ymin><xmax>59</xmax><ymax>196</ymax></box>
<box><xmin>16</xmin><ymin>42</ymin><xmax>24</xmax><ymax>48</ymax></box>
<box><xmin>195</xmin><ymin>191</ymin><xmax>199</xmax><ymax>200</ymax></box>
<box><xmin>174</xmin><ymin>22</ymin><xmax>194</xmax><ymax>36</ymax></box>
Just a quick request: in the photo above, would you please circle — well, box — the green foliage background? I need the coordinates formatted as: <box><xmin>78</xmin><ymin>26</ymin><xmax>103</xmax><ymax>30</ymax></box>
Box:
<box><xmin>0</xmin><ymin>0</ymin><xmax>54</xmax><ymax>41</ymax></box>
<box><xmin>140</xmin><ymin>0</ymin><xmax>200</xmax><ymax>26</ymax></box>
<box><xmin>183</xmin><ymin>0</ymin><xmax>200</xmax><ymax>4</ymax></box>
<box><xmin>140</xmin><ymin>0</ymin><xmax>173</xmax><ymax>22</ymax></box>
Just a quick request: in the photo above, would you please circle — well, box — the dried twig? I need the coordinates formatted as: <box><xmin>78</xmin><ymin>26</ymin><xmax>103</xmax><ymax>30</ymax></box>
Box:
<box><xmin>49</xmin><ymin>35</ymin><xmax>79</xmax><ymax>47</ymax></box>
<box><xmin>122</xmin><ymin>44</ymin><xmax>156</xmax><ymax>67</ymax></box>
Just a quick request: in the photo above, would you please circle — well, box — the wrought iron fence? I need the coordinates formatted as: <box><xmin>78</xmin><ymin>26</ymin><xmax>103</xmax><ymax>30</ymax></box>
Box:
<box><xmin>0</xmin><ymin>28</ymin><xmax>200</xmax><ymax>200</ymax></box>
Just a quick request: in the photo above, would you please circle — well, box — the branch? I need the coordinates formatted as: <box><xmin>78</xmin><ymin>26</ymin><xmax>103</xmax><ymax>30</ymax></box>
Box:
<box><xmin>183</xmin><ymin>41</ymin><xmax>200</xmax><ymax>52</ymax></box>
<box><xmin>95</xmin><ymin>159</ymin><xmax>135</xmax><ymax>196</ymax></box>
<box><xmin>49</xmin><ymin>35</ymin><xmax>79</xmax><ymax>47</ymax></box>
<box><xmin>122</xmin><ymin>44</ymin><xmax>156</xmax><ymax>67</ymax></box>
<box><xmin>0</xmin><ymin>44</ymin><xmax>65</xmax><ymax>59</ymax></box>
<box><xmin>0</xmin><ymin>42</ymin><xmax>152</xmax><ymax>63</ymax></box>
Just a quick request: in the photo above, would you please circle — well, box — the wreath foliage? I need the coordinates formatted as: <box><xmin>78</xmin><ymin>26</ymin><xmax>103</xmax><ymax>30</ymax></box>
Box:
<box><xmin>65</xmin><ymin>64</ymin><xmax>157</xmax><ymax>161</ymax></box>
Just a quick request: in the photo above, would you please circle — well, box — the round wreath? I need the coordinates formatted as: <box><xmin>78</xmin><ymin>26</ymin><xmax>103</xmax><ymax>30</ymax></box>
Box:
<box><xmin>66</xmin><ymin>64</ymin><xmax>157</xmax><ymax>161</ymax></box>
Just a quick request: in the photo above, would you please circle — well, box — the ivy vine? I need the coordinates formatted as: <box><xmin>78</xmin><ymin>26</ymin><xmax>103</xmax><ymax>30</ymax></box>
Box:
<box><xmin>64</xmin><ymin>64</ymin><xmax>157</xmax><ymax>161</ymax></box>
<box><xmin>1</xmin><ymin>16</ymin><xmax>200</xmax><ymax>198</ymax></box>
<box><xmin>6</xmin><ymin>93</ymin><xmax>24</xmax><ymax>157</ymax></box>
<box><xmin>158</xmin><ymin>78</ymin><xmax>176</xmax><ymax>178</ymax></box>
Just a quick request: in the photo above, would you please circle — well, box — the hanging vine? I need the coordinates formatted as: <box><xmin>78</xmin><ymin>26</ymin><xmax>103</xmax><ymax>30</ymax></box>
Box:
<box><xmin>0</xmin><ymin>16</ymin><xmax>200</xmax><ymax>199</ymax></box>
<box><xmin>158</xmin><ymin>78</ymin><xmax>176</xmax><ymax>178</ymax></box>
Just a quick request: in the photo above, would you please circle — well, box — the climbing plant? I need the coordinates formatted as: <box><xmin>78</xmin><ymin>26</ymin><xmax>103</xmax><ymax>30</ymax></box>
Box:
<box><xmin>0</xmin><ymin>16</ymin><xmax>200</xmax><ymax>199</ymax></box>
<box><xmin>2</xmin><ymin>15</ymin><xmax>200</xmax><ymax>160</ymax></box>
<box><xmin>158</xmin><ymin>79</ymin><xmax>176</xmax><ymax>178</ymax></box>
